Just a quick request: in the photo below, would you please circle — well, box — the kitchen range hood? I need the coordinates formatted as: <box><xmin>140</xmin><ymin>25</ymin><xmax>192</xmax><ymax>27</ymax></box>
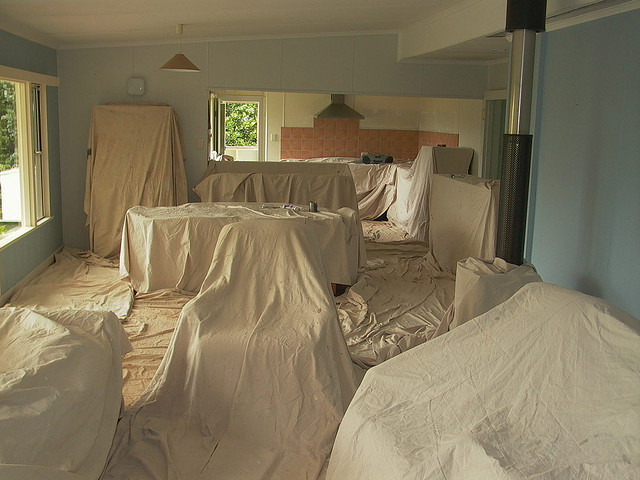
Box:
<box><xmin>315</xmin><ymin>94</ymin><xmax>364</xmax><ymax>119</ymax></box>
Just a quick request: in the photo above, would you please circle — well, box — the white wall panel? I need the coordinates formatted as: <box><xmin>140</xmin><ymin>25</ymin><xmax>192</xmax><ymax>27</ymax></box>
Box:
<box><xmin>421</xmin><ymin>63</ymin><xmax>487</xmax><ymax>98</ymax></box>
<box><xmin>283</xmin><ymin>92</ymin><xmax>327</xmax><ymax>127</ymax></box>
<box><xmin>209</xmin><ymin>39</ymin><xmax>282</xmax><ymax>91</ymax></box>
<box><xmin>457</xmin><ymin>99</ymin><xmax>484</xmax><ymax>175</ymax></box>
<box><xmin>418</xmin><ymin>98</ymin><xmax>460</xmax><ymax>132</ymax></box>
<box><xmin>352</xmin><ymin>34</ymin><xmax>422</xmax><ymax>96</ymax></box>
<box><xmin>356</xmin><ymin>95</ymin><xmax>421</xmax><ymax>130</ymax></box>
<box><xmin>487</xmin><ymin>61</ymin><xmax>509</xmax><ymax>91</ymax></box>
<box><xmin>281</xmin><ymin>36</ymin><xmax>354</xmax><ymax>92</ymax></box>
<box><xmin>528</xmin><ymin>10</ymin><xmax>640</xmax><ymax>319</ymax></box>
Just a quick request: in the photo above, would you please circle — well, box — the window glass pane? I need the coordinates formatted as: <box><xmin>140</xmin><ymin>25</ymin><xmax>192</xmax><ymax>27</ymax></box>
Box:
<box><xmin>224</xmin><ymin>102</ymin><xmax>258</xmax><ymax>147</ymax></box>
<box><xmin>31</xmin><ymin>85</ymin><xmax>45</xmax><ymax>221</ymax></box>
<box><xmin>0</xmin><ymin>80</ymin><xmax>21</xmax><ymax>237</ymax></box>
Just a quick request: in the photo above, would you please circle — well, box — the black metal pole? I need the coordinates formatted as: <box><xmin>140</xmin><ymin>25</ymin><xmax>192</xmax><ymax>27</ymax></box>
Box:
<box><xmin>496</xmin><ymin>0</ymin><xmax>546</xmax><ymax>265</ymax></box>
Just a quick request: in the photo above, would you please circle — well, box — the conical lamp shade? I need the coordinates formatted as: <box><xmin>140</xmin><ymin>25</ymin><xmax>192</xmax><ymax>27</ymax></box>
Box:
<box><xmin>160</xmin><ymin>53</ymin><xmax>200</xmax><ymax>72</ymax></box>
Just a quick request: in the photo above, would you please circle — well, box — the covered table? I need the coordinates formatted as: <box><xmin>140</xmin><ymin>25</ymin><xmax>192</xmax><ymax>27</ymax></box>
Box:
<box><xmin>193</xmin><ymin>161</ymin><xmax>359</xmax><ymax>212</ymax></box>
<box><xmin>104</xmin><ymin>220</ymin><xmax>359</xmax><ymax>479</ymax></box>
<box><xmin>347</xmin><ymin>163</ymin><xmax>397</xmax><ymax>220</ymax></box>
<box><xmin>120</xmin><ymin>202</ymin><xmax>366</xmax><ymax>292</ymax></box>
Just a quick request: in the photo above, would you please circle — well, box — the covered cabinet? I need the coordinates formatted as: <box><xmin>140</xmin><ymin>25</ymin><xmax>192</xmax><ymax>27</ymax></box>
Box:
<box><xmin>387</xmin><ymin>146</ymin><xmax>474</xmax><ymax>242</ymax></box>
<box><xmin>84</xmin><ymin>104</ymin><xmax>188</xmax><ymax>258</ymax></box>
<box><xmin>429</xmin><ymin>174</ymin><xmax>500</xmax><ymax>273</ymax></box>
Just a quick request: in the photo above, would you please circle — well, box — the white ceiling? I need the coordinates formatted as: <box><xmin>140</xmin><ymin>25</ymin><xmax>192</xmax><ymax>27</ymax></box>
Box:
<box><xmin>0</xmin><ymin>0</ymin><xmax>512</xmax><ymax>61</ymax></box>
<box><xmin>1</xmin><ymin>0</ymin><xmax>633</xmax><ymax>61</ymax></box>
<box><xmin>0</xmin><ymin>0</ymin><xmax>463</xmax><ymax>47</ymax></box>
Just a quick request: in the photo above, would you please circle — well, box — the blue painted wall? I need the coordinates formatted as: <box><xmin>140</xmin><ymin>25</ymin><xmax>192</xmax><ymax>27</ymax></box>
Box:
<box><xmin>0</xmin><ymin>30</ymin><xmax>63</xmax><ymax>294</ymax></box>
<box><xmin>528</xmin><ymin>9</ymin><xmax>640</xmax><ymax>318</ymax></box>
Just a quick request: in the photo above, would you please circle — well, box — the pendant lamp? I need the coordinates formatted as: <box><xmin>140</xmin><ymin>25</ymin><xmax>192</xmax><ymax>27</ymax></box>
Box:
<box><xmin>161</xmin><ymin>24</ymin><xmax>200</xmax><ymax>72</ymax></box>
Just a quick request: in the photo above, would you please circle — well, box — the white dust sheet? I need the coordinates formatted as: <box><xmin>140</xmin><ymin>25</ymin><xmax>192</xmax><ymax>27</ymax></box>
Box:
<box><xmin>8</xmin><ymin>248</ymin><xmax>134</xmax><ymax>319</ymax></box>
<box><xmin>337</xmin><ymin>241</ymin><xmax>455</xmax><ymax>368</ymax></box>
<box><xmin>433</xmin><ymin>256</ymin><xmax>542</xmax><ymax>338</ymax></box>
<box><xmin>103</xmin><ymin>220</ymin><xmax>359</xmax><ymax>480</ymax></box>
<box><xmin>84</xmin><ymin>104</ymin><xmax>188</xmax><ymax>258</ymax></box>
<box><xmin>0</xmin><ymin>308</ymin><xmax>131</xmax><ymax>480</ymax></box>
<box><xmin>327</xmin><ymin>282</ymin><xmax>640</xmax><ymax>480</ymax></box>
<box><xmin>361</xmin><ymin>219</ymin><xmax>411</xmax><ymax>243</ymax></box>
<box><xmin>193</xmin><ymin>161</ymin><xmax>359</xmax><ymax>213</ymax></box>
<box><xmin>120</xmin><ymin>202</ymin><xmax>366</xmax><ymax>292</ymax></box>
<box><xmin>120</xmin><ymin>289</ymin><xmax>196</xmax><ymax>409</ymax></box>
<box><xmin>429</xmin><ymin>174</ymin><xmax>500</xmax><ymax>273</ymax></box>
<box><xmin>279</xmin><ymin>158</ymin><xmax>414</xmax><ymax>221</ymax></box>
<box><xmin>387</xmin><ymin>146</ymin><xmax>473</xmax><ymax>241</ymax></box>
<box><xmin>347</xmin><ymin>163</ymin><xmax>398</xmax><ymax>220</ymax></box>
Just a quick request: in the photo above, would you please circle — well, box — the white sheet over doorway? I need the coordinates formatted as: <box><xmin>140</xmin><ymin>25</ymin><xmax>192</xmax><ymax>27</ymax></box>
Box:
<box><xmin>103</xmin><ymin>220</ymin><xmax>359</xmax><ymax>480</ymax></box>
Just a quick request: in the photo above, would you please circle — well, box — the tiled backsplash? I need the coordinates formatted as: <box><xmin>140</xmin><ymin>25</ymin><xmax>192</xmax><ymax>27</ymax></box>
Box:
<box><xmin>280</xmin><ymin>118</ymin><xmax>459</xmax><ymax>161</ymax></box>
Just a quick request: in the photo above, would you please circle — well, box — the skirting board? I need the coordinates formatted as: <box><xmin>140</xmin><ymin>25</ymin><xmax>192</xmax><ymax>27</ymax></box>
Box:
<box><xmin>0</xmin><ymin>248</ymin><xmax>61</xmax><ymax>306</ymax></box>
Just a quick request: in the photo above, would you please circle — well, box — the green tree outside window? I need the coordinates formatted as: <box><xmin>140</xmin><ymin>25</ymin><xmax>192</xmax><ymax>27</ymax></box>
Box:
<box><xmin>0</xmin><ymin>81</ymin><xmax>18</xmax><ymax>172</ymax></box>
<box><xmin>225</xmin><ymin>102</ymin><xmax>258</xmax><ymax>147</ymax></box>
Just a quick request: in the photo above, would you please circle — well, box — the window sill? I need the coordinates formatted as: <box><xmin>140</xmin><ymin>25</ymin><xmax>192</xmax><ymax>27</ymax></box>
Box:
<box><xmin>0</xmin><ymin>216</ymin><xmax>53</xmax><ymax>252</ymax></box>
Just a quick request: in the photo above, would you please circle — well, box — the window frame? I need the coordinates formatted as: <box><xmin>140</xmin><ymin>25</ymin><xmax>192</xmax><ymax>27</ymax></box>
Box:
<box><xmin>0</xmin><ymin>66</ymin><xmax>57</xmax><ymax>250</ymax></box>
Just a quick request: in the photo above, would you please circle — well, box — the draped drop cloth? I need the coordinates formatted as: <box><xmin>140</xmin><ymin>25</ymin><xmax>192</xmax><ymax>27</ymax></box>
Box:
<box><xmin>120</xmin><ymin>202</ymin><xmax>366</xmax><ymax>292</ymax></box>
<box><xmin>429</xmin><ymin>174</ymin><xmax>500</xmax><ymax>273</ymax></box>
<box><xmin>336</xmin><ymin>241</ymin><xmax>455</xmax><ymax>368</ymax></box>
<box><xmin>203</xmin><ymin>160</ymin><xmax>353</xmax><ymax>176</ymax></box>
<box><xmin>387</xmin><ymin>146</ymin><xmax>474</xmax><ymax>241</ymax></box>
<box><xmin>347</xmin><ymin>163</ymin><xmax>397</xmax><ymax>219</ymax></box>
<box><xmin>84</xmin><ymin>104</ymin><xmax>188</xmax><ymax>258</ymax></box>
<box><xmin>432</xmin><ymin>257</ymin><xmax>542</xmax><ymax>339</ymax></box>
<box><xmin>279</xmin><ymin>157</ymin><xmax>409</xmax><ymax>220</ymax></box>
<box><xmin>361</xmin><ymin>219</ymin><xmax>411</xmax><ymax>243</ymax></box>
<box><xmin>121</xmin><ymin>289</ymin><xmax>196</xmax><ymax>409</ymax></box>
<box><xmin>327</xmin><ymin>282</ymin><xmax>640</xmax><ymax>480</ymax></box>
<box><xmin>0</xmin><ymin>308</ymin><xmax>131</xmax><ymax>480</ymax></box>
<box><xmin>103</xmin><ymin>220</ymin><xmax>360</xmax><ymax>480</ymax></box>
<box><xmin>193</xmin><ymin>161</ymin><xmax>359</xmax><ymax>212</ymax></box>
<box><xmin>8</xmin><ymin>247</ymin><xmax>133</xmax><ymax>319</ymax></box>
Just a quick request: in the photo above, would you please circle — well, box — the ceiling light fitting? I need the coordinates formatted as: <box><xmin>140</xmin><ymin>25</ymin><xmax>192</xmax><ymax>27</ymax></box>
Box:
<box><xmin>160</xmin><ymin>24</ymin><xmax>200</xmax><ymax>72</ymax></box>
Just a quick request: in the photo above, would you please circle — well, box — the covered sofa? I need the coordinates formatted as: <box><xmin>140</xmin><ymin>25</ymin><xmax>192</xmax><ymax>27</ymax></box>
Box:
<box><xmin>0</xmin><ymin>308</ymin><xmax>131</xmax><ymax>479</ymax></box>
<box><xmin>327</xmin><ymin>282</ymin><xmax>640</xmax><ymax>479</ymax></box>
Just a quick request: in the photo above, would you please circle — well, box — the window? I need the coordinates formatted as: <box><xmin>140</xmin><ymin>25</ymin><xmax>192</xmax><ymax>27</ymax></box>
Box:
<box><xmin>209</xmin><ymin>92</ymin><xmax>265</xmax><ymax>161</ymax></box>
<box><xmin>0</xmin><ymin>76</ymin><xmax>49</xmax><ymax>245</ymax></box>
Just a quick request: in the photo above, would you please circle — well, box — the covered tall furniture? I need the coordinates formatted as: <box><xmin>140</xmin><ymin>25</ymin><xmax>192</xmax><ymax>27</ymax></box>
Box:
<box><xmin>387</xmin><ymin>146</ymin><xmax>474</xmax><ymax>242</ymax></box>
<box><xmin>84</xmin><ymin>104</ymin><xmax>188</xmax><ymax>258</ymax></box>
<box><xmin>429</xmin><ymin>174</ymin><xmax>500</xmax><ymax>273</ymax></box>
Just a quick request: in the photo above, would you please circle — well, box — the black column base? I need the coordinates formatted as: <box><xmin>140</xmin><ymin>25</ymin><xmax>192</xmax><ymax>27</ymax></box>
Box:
<box><xmin>496</xmin><ymin>133</ymin><xmax>533</xmax><ymax>265</ymax></box>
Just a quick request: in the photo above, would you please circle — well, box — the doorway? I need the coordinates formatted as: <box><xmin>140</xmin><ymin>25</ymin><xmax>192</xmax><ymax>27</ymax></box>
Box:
<box><xmin>209</xmin><ymin>92</ymin><xmax>265</xmax><ymax>161</ymax></box>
